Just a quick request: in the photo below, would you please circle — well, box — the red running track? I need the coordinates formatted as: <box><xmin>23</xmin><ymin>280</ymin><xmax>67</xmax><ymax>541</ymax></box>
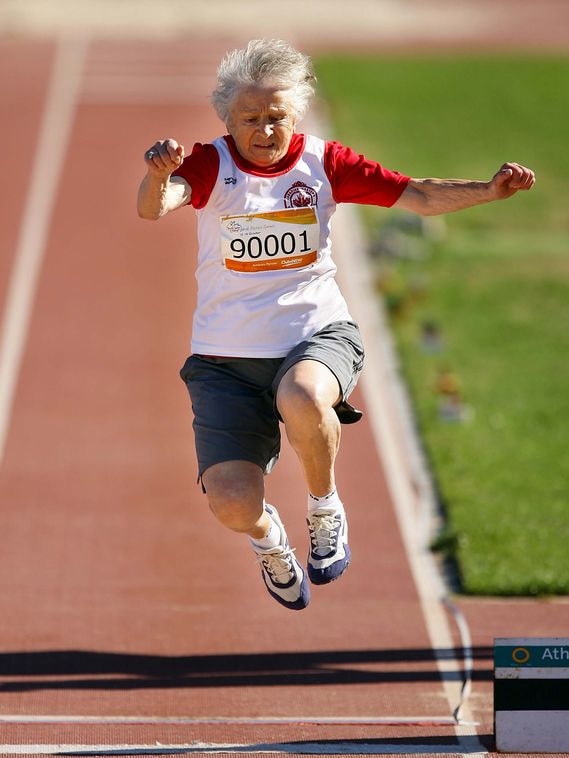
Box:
<box><xmin>0</xmin><ymin>35</ymin><xmax>567</xmax><ymax>757</ymax></box>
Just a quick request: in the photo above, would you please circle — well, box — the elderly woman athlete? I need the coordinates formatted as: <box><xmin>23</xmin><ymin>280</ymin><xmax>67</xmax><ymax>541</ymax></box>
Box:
<box><xmin>137</xmin><ymin>39</ymin><xmax>535</xmax><ymax>611</ymax></box>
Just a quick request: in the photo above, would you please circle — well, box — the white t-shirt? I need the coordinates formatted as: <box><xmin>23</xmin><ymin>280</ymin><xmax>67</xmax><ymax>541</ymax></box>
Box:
<box><xmin>172</xmin><ymin>133</ymin><xmax>409</xmax><ymax>358</ymax></box>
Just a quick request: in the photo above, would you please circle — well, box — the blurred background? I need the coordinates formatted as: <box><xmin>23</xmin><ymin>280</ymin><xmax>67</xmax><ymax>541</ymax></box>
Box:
<box><xmin>1</xmin><ymin>0</ymin><xmax>568</xmax><ymax>49</ymax></box>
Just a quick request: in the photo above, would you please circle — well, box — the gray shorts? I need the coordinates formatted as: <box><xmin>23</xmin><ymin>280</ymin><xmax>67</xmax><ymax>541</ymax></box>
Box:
<box><xmin>179</xmin><ymin>320</ymin><xmax>365</xmax><ymax>481</ymax></box>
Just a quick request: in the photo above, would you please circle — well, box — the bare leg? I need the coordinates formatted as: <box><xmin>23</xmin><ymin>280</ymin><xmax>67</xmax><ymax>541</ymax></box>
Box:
<box><xmin>275</xmin><ymin>360</ymin><xmax>351</xmax><ymax>585</ymax></box>
<box><xmin>201</xmin><ymin>460</ymin><xmax>270</xmax><ymax>539</ymax></box>
<box><xmin>202</xmin><ymin>459</ymin><xmax>310</xmax><ymax>609</ymax></box>
<box><xmin>276</xmin><ymin>360</ymin><xmax>342</xmax><ymax>497</ymax></box>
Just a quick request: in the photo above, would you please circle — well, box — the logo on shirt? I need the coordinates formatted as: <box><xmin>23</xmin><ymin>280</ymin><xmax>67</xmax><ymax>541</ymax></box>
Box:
<box><xmin>284</xmin><ymin>181</ymin><xmax>317</xmax><ymax>209</ymax></box>
<box><xmin>224</xmin><ymin>176</ymin><xmax>237</xmax><ymax>185</ymax></box>
<box><xmin>226</xmin><ymin>219</ymin><xmax>244</xmax><ymax>233</ymax></box>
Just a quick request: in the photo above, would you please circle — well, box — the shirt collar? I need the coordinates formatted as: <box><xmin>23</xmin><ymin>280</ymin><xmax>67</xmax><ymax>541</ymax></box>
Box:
<box><xmin>223</xmin><ymin>133</ymin><xmax>306</xmax><ymax>176</ymax></box>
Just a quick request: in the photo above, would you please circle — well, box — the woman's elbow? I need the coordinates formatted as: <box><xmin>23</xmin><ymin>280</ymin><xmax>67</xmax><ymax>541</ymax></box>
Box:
<box><xmin>137</xmin><ymin>205</ymin><xmax>162</xmax><ymax>220</ymax></box>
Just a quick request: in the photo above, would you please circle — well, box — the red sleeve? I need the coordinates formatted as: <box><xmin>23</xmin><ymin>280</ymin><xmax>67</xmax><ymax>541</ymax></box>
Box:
<box><xmin>324</xmin><ymin>140</ymin><xmax>410</xmax><ymax>207</ymax></box>
<box><xmin>171</xmin><ymin>142</ymin><xmax>219</xmax><ymax>209</ymax></box>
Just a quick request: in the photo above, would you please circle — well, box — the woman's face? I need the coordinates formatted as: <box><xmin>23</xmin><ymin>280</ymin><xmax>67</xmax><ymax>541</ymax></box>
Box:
<box><xmin>227</xmin><ymin>86</ymin><xmax>297</xmax><ymax>167</ymax></box>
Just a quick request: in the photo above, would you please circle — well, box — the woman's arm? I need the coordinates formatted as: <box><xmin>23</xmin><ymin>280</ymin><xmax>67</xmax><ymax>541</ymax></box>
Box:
<box><xmin>137</xmin><ymin>139</ymin><xmax>190</xmax><ymax>220</ymax></box>
<box><xmin>394</xmin><ymin>162</ymin><xmax>535</xmax><ymax>216</ymax></box>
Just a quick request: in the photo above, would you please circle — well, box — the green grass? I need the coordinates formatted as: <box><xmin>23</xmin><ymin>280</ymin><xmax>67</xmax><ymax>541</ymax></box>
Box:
<box><xmin>316</xmin><ymin>55</ymin><xmax>569</xmax><ymax>595</ymax></box>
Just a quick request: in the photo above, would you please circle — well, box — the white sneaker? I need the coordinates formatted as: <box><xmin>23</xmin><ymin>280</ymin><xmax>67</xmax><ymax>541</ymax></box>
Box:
<box><xmin>252</xmin><ymin>504</ymin><xmax>310</xmax><ymax>610</ymax></box>
<box><xmin>307</xmin><ymin>507</ymin><xmax>350</xmax><ymax>585</ymax></box>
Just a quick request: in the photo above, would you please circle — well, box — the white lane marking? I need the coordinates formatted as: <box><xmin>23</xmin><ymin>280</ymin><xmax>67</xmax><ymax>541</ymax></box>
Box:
<box><xmin>0</xmin><ymin>37</ymin><xmax>87</xmax><ymax>466</ymax></box>
<box><xmin>0</xmin><ymin>714</ymin><xmax>475</xmax><ymax>725</ymax></box>
<box><xmin>443</xmin><ymin>596</ymin><xmax>475</xmax><ymax>723</ymax></box>
<box><xmin>329</xmin><ymin>198</ymin><xmax>485</xmax><ymax>753</ymax></box>
<box><xmin>0</xmin><ymin>742</ymin><xmax>489</xmax><ymax>756</ymax></box>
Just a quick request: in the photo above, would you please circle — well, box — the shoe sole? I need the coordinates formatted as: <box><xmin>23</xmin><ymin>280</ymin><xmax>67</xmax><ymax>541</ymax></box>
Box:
<box><xmin>308</xmin><ymin>544</ymin><xmax>351</xmax><ymax>585</ymax></box>
<box><xmin>264</xmin><ymin>579</ymin><xmax>310</xmax><ymax>610</ymax></box>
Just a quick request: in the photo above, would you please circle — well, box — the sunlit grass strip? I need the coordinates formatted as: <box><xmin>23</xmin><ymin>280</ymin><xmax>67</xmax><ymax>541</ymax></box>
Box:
<box><xmin>316</xmin><ymin>55</ymin><xmax>569</xmax><ymax>595</ymax></box>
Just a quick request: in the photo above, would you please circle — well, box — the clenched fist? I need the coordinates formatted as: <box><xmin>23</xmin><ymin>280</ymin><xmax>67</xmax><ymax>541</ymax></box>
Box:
<box><xmin>490</xmin><ymin>162</ymin><xmax>536</xmax><ymax>200</ymax></box>
<box><xmin>144</xmin><ymin>139</ymin><xmax>185</xmax><ymax>176</ymax></box>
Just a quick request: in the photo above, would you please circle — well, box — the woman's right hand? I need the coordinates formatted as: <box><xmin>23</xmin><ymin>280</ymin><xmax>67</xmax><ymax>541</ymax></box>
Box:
<box><xmin>144</xmin><ymin>139</ymin><xmax>185</xmax><ymax>176</ymax></box>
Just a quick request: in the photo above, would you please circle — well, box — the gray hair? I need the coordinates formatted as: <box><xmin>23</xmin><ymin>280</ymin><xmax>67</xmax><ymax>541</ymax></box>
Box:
<box><xmin>211</xmin><ymin>39</ymin><xmax>316</xmax><ymax>124</ymax></box>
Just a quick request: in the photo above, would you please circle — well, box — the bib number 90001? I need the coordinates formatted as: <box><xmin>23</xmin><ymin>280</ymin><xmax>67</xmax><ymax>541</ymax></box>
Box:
<box><xmin>229</xmin><ymin>230</ymin><xmax>310</xmax><ymax>259</ymax></box>
<box><xmin>220</xmin><ymin>208</ymin><xmax>319</xmax><ymax>273</ymax></box>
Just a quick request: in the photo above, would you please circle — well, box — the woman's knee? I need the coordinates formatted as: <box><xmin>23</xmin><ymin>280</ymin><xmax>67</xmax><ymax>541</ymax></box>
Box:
<box><xmin>277</xmin><ymin>361</ymin><xmax>341</xmax><ymax>423</ymax></box>
<box><xmin>202</xmin><ymin>460</ymin><xmax>265</xmax><ymax>533</ymax></box>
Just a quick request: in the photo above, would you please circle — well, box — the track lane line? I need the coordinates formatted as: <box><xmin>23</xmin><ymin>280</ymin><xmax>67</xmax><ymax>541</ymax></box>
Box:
<box><xmin>0</xmin><ymin>715</ymin><xmax>477</xmax><ymax>725</ymax></box>
<box><xmin>0</xmin><ymin>36</ymin><xmax>87</xmax><ymax>465</ymax></box>
<box><xmin>0</xmin><ymin>741</ymin><xmax>489</xmax><ymax>756</ymax></box>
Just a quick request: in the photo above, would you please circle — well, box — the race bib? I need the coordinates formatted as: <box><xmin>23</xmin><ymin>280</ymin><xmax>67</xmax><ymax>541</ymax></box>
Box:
<box><xmin>220</xmin><ymin>207</ymin><xmax>319</xmax><ymax>273</ymax></box>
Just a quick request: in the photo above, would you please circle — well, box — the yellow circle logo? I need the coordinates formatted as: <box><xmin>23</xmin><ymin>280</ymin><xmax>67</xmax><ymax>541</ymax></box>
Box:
<box><xmin>512</xmin><ymin>647</ymin><xmax>530</xmax><ymax>664</ymax></box>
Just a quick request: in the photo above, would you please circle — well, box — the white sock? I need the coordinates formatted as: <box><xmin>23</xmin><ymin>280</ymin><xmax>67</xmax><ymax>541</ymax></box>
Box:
<box><xmin>307</xmin><ymin>489</ymin><xmax>344</xmax><ymax>515</ymax></box>
<box><xmin>250</xmin><ymin>506</ymin><xmax>282</xmax><ymax>551</ymax></box>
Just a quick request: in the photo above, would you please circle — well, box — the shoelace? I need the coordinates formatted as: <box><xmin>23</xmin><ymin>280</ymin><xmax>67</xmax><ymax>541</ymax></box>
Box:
<box><xmin>258</xmin><ymin>547</ymin><xmax>299</xmax><ymax>584</ymax></box>
<box><xmin>307</xmin><ymin>513</ymin><xmax>340</xmax><ymax>555</ymax></box>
